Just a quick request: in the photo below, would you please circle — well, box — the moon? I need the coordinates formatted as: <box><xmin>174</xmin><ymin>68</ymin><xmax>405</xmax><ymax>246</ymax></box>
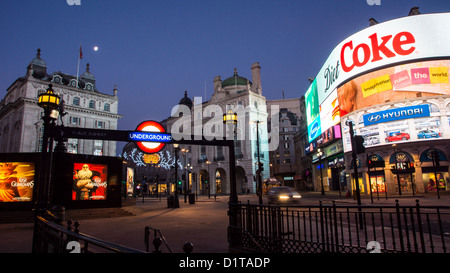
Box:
<box><xmin>93</xmin><ymin>46</ymin><xmax>99</xmax><ymax>51</ymax></box>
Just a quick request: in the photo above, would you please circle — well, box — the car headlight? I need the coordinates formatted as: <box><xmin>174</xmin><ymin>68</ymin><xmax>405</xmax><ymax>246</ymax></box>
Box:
<box><xmin>279</xmin><ymin>195</ymin><xmax>289</xmax><ymax>200</ymax></box>
<box><xmin>293</xmin><ymin>195</ymin><xmax>301</xmax><ymax>199</ymax></box>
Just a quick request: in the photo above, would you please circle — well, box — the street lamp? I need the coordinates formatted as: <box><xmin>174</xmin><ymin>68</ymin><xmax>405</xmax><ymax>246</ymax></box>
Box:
<box><xmin>205</xmin><ymin>160</ymin><xmax>211</xmax><ymax>199</ymax></box>
<box><xmin>36</xmin><ymin>84</ymin><xmax>60</xmax><ymax>207</ymax></box>
<box><xmin>181</xmin><ymin>148</ymin><xmax>189</xmax><ymax>203</ymax></box>
<box><xmin>173</xmin><ymin>143</ymin><xmax>180</xmax><ymax>208</ymax></box>
<box><xmin>223</xmin><ymin>109</ymin><xmax>238</xmax><ymax>203</ymax></box>
<box><xmin>32</xmin><ymin>84</ymin><xmax>60</xmax><ymax>252</ymax></box>
<box><xmin>318</xmin><ymin>148</ymin><xmax>325</xmax><ymax>196</ymax></box>
<box><xmin>250</xmin><ymin>120</ymin><xmax>264</xmax><ymax>204</ymax></box>
<box><xmin>223</xmin><ymin>110</ymin><xmax>237</xmax><ymax>125</ymax></box>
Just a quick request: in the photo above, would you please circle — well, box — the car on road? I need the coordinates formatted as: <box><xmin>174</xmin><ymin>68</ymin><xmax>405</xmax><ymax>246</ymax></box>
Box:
<box><xmin>417</xmin><ymin>130</ymin><xmax>440</xmax><ymax>139</ymax></box>
<box><xmin>267</xmin><ymin>186</ymin><xmax>301</xmax><ymax>205</ymax></box>
<box><xmin>385</xmin><ymin>132</ymin><xmax>410</xmax><ymax>143</ymax></box>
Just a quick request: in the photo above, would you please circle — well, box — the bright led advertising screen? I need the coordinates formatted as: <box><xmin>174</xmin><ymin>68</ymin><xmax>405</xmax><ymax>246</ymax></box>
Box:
<box><xmin>0</xmin><ymin>162</ymin><xmax>35</xmax><ymax>202</ymax></box>
<box><xmin>305</xmin><ymin>13</ymin><xmax>450</xmax><ymax>143</ymax></box>
<box><xmin>73</xmin><ymin>163</ymin><xmax>108</xmax><ymax>201</ymax></box>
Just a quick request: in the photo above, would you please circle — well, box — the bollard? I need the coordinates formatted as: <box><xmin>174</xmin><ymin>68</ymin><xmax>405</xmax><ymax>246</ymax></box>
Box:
<box><xmin>183</xmin><ymin>242</ymin><xmax>194</xmax><ymax>253</ymax></box>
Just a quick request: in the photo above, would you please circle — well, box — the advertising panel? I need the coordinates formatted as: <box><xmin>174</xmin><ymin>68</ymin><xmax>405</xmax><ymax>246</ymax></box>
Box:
<box><xmin>305</xmin><ymin>13</ymin><xmax>450</xmax><ymax>143</ymax></box>
<box><xmin>338</xmin><ymin>59</ymin><xmax>450</xmax><ymax>116</ymax></box>
<box><xmin>126</xmin><ymin>167</ymin><xmax>134</xmax><ymax>197</ymax></box>
<box><xmin>0</xmin><ymin>162</ymin><xmax>35</xmax><ymax>202</ymax></box>
<box><xmin>73</xmin><ymin>163</ymin><xmax>108</xmax><ymax>200</ymax></box>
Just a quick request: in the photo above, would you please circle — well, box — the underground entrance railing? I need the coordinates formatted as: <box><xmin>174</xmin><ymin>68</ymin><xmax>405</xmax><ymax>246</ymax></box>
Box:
<box><xmin>228</xmin><ymin>200</ymin><xmax>450</xmax><ymax>253</ymax></box>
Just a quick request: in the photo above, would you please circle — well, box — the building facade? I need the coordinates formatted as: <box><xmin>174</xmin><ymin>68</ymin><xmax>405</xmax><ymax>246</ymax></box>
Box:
<box><xmin>124</xmin><ymin>62</ymin><xmax>271</xmax><ymax>196</ymax></box>
<box><xmin>0</xmin><ymin>49</ymin><xmax>121</xmax><ymax>156</ymax></box>
<box><xmin>267</xmin><ymin>98</ymin><xmax>302</xmax><ymax>188</ymax></box>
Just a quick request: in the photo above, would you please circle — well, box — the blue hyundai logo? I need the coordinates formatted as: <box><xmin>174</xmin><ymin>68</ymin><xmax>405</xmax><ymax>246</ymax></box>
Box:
<box><xmin>368</xmin><ymin>114</ymin><xmax>381</xmax><ymax>123</ymax></box>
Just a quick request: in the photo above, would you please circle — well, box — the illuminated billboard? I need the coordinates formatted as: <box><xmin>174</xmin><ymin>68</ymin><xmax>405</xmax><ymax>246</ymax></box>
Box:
<box><xmin>304</xmin><ymin>12</ymin><xmax>450</xmax><ymax>143</ymax></box>
<box><xmin>73</xmin><ymin>163</ymin><xmax>108</xmax><ymax>200</ymax></box>
<box><xmin>0</xmin><ymin>162</ymin><xmax>35</xmax><ymax>202</ymax></box>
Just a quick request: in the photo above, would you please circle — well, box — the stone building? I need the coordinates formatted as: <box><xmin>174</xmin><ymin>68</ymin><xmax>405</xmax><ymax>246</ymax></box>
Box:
<box><xmin>0</xmin><ymin>49</ymin><xmax>121</xmax><ymax>156</ymax></box>
<box><xmin>125</xmin><ymin>63</ymin><xmax>271</xmax><ymax>196</ymax></box>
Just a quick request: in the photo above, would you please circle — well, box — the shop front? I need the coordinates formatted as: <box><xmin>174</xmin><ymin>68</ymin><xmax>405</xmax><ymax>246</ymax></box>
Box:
<box><xmin>420</xmin><ymin>148</ymin><xmax>449</xmax><ymax>192</ymax></box>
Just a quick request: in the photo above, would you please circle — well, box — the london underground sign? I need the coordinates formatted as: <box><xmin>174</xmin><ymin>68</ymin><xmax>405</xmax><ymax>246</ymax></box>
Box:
<box><xmin>129</xmin><ymin>120</ymin><xmax>172</xmax><ymax>154</ymax></box>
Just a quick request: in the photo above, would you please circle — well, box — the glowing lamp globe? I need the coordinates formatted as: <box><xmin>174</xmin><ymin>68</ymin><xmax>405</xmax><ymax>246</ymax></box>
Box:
<box><xmin>38</xmin><ymin>84</ymin><xmax>60</xmax><ymax>114</ymax></box>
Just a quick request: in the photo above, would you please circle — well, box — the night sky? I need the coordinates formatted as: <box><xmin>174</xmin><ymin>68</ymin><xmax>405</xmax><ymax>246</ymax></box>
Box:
<box><xmin>1</xmin><ymin>0</ymin><xmax>449</xmax><ymax>154</ymax></box>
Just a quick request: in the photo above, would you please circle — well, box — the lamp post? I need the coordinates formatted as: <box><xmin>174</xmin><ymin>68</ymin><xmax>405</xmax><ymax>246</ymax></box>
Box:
<box><xmin>173</xmin><ymin>143</ymin><xmax>180</xmax><ymax>208</ymax></box>
<box><xmin>36</xmin><ymin>84</ymin><xmax>60</xmax><ymax>209</ymax></box>
<box><xmin>223</xmin><ymin>109</ymin><xmax>238</xmax><ymax>202</ymax></box>
<box><xmin>250</xmin><ymin>120</ymin><xmax>264</xmax><ymax>205</ymax></box>
<box><xmin>206</xmin><ymin>160</ymin><xmax>211</xmax><ymax>199</ymax></box>
<box><xmin>32</xmin><ymin>84</ymin><xmax>60</xmax><ymax>253</ymax></box>
<box><xmin>181</xmin><ymin>148</ymin><xmax>189</xmax><ymax>203</ymax></box>
<box><xmin>318</xmin><ymin>148</ymin><xmax>325</xmax><ymax>196</ymax></box>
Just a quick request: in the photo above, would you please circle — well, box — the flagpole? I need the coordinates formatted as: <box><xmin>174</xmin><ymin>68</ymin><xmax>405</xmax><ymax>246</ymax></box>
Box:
<box><xmin>76</xmin><ymin>45</ymin><xmax>82</xmax><ymax>88</ymax></box>
<box><xmin>76</xmin><ymin>56</ymin><xmax>80</xmax><ymax>88</ymax></box>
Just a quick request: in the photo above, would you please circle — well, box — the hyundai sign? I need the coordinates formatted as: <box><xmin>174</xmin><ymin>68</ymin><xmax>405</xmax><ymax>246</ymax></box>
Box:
<box><xmin>363</xmin><ymin>104</ymin><xmax>430</xmax><ymax>126</ymax></box>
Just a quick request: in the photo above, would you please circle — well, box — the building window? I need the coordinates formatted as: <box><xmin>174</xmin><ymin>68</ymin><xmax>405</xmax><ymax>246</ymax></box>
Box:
<box><xmin>70</xmin><ymin>117</ymin><xmax>81</xmax><ymax>125</ymax></box>
<box><xmin>93</xmin><ymin>140</ymin><xmax>103</xmax><ymax>155</ymax></box>
<box><xmin>215</xmin><ymin>171</ymin><xmax>222</xmax><ymax>194</ymax></box>
<box><xmin>69</xmin><ymin>79</ymin><xmax>77</xmax><ymax>87</ymax></box>
<box><xmin>37</xmin><ymin>89</ymin><xmax>45</xmax><ymax>98</ymax></box>
<box><xmin>104</xmin><ymin>103</ymin><xmax>110</xmax><ymax>111</ymax></box>
<box><xmin>85</xmin><ymin>83</ymin><xmax>94</xmax><ymax>91</ymax></box>
<box><xmin>67</xmin><ymin>138</ymin><xmax>78</xmax><ymax>154</ymax></box>
<box><xmin>73</xmin><ymin>97</ymin><xmax>80</xmax><ymax>106</ymax></box>
<box><xmin>95</xmin><ymin>121</ymin><xmax>104</xmax><ymax>129</ymax></box>
<box><xmin>89</xmin><ymin>100</ymin><xmax>96</xmax><ymax>109</ymax></box>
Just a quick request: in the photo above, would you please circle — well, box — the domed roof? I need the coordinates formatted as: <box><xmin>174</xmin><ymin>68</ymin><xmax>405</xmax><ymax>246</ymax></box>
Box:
<box><xmin>179</xmin><ymin>90</ymin><xmax>193</xmax><ymax>109</ymax></box>
<box><xmin>221</xmin><ymin>68</ymin><xmax>251</xmax><ymax>87</ymax></box>
<box><xmin>28</xmin><ymin>48</ymin><xmax>47</xmax><ymax>68</ymax></box>
<box><xmin>80</xmin><ymin>63</ymin><xmax>95</xmax><ymax>81</ymax></box>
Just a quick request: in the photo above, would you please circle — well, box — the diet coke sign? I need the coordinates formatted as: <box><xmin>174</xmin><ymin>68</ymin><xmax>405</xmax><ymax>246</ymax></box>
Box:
<box><xmin>307</xmin><ymin>13</ymin><xmax>450</xmax><ymax>106</ymax></box>
<box><xmin>340</xmin><ymin>31</ymin><xmax>416</xmax><ymax>73</ymax></box>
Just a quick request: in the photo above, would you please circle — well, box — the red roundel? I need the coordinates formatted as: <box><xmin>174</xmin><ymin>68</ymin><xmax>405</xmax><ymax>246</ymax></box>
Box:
<box><xmin>135</xmin><ymin>120</ymin><xmax>166</xmax><ymax>154</ymax></box>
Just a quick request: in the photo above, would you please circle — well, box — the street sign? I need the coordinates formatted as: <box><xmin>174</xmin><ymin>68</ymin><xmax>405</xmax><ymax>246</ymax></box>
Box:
<box><xmin>133</xmin><ymin>120</ymin><xmax>171</xmax><ymax>154</ymax></box>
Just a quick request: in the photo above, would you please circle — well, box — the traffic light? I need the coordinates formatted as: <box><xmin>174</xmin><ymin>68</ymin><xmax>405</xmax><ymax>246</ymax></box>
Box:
<box><xmin>258</xmin><ymin>162</ymin><xmax>264</xmax><ymax>172</ymax></box>
<box><xmin>367</xmin><ymin>158</ymin><xmax>373</xmax><ymax>168</ymax></box>
<box><xmin>178</xmin><ymin>180</ymin><xmax>182</xmax><ymax>185</ymax></box>
<box><xmin>354</xmin><ymin>135</ymin><xmax>365</xmax><ymax>154</ymax></box>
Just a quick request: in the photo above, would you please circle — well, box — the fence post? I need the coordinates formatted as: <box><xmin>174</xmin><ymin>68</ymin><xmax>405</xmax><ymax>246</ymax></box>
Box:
<box><xmin>395</xmin><ymin>200</ymin><xmax>405</xmax><ymax>252</ymax></box>
<box><xmin>415</xmin><ymin>200</ymin><xmax>426</xmax><ymax>253</ymax></box>
<box><xmin>319</xmin><ymin>201</ymin><xmax>326</xmax><ymax>252</ymax></box>
<box><xmin>333</xmin><ymin>201</ymin><xmax>339</xmax><ymax>253</ymax></box>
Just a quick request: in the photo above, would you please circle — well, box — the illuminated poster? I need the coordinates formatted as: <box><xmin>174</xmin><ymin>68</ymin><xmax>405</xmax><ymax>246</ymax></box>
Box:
<box><xmin>306</xmin><ymin>79</ymin><xmax>321</xmax><ymax>142</ymax></box>
<box><xmin>337</xmin><ymin>60</ymin><xmax>450</xmax><ymax>116</ymax></box>
<box><xmin>126</xmin><ymin>167</ymin><xmax>134</xmax><ymax>197</ymax></box>
<box><xmin>0</xmin><ymin>162</ymin><xmax>35</xmax><ymax>202</ymax></box>
<box><xmin>73</xmin><ymin>163</ymin><xmax>108</xmax><ymax>200</ymax></box>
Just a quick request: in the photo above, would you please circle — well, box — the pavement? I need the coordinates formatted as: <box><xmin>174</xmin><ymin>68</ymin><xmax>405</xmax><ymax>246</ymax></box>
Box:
<box><xmin>1</xmin><ymin>191</ymin><xmax>450</xmax><ymax>253</ymax></box>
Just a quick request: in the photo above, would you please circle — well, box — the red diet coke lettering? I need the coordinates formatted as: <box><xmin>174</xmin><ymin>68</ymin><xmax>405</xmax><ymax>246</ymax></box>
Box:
<box><xmin>340</xmin><ymin>31</ymin><xmax>416</xmax><ymax>73</ymax></box>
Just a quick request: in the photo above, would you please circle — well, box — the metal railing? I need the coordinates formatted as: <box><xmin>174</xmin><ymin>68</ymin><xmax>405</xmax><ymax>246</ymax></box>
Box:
<box><xmin>33</xmin><ymin>210</ymin><xmax>194</xmax><ymax>253</ymax></box>
<box><xmin>144</xmin><ymin>226</ymin><xmax>173</xmax><ymax>253</ymax></box>
<box><xmin>228</xmin><ymin>200</ymin><xmax>450</xmax><ymax>253</ymax></box>
<box><xmin>33</xmin><ymin>212</ymin><xmax>145</xmax><ymax>253</ymax></box>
